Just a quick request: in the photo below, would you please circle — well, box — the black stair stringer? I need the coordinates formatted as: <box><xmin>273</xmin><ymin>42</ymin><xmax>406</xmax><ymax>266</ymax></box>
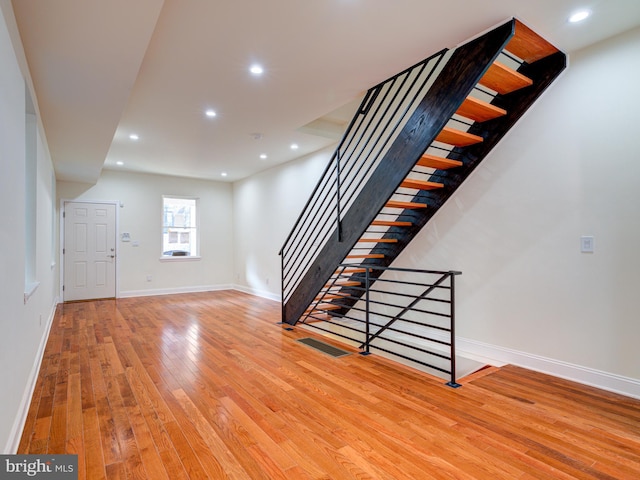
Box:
<box><xmin>331</xmin><ymin>52</ymin><xmax>567</xmax><ymax>316</ymax></box>
<box><xmin>369</xmin><ymin>51</ymin><xmax>568</xmax><ymax>263</ymax></box>
<box><xmin>283</xmin><ymin>20</ymin><xmax>516</xmax><ymax>325</ymax></box>
<box><xmin>331</xmin><ymin>52</ymin><xmax>567</xmax><ymax>315</ymax></box>
<box><xmin>334</xmin><ymin>50</ymin><xmax>568</xmax><ymax>307</ymax></box>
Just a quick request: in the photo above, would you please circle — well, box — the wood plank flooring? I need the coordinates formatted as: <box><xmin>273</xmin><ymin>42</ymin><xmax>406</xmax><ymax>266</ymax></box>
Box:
<box><xmin>18</xmin><ymin>291</ymin><xmax>640</xmax><ymax>479</ymax></box>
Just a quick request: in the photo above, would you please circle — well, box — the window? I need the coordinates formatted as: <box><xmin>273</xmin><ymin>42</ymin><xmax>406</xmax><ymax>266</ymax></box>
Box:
<box><xmin>162</xmin><ymin>196</ymin><xmax>198</xmax><ymax>257</ymax></box>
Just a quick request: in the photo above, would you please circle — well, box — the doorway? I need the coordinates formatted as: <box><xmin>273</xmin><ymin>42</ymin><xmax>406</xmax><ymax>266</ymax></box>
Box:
<box><xmin>63</xmin><ymin>201</ymin><xmax>117</xmax><ymax>301</ymax></box>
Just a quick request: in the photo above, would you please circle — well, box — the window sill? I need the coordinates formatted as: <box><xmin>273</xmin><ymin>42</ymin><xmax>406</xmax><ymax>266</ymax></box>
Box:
<box><xmin>159</xmin><ymin>255</ymin><xmax>201</xmax><ymax>262</ymax></box>
<box><xmin>24</xmin><ymin>281</ymin><xmax>40</xmax><ymax>304</ymax></box>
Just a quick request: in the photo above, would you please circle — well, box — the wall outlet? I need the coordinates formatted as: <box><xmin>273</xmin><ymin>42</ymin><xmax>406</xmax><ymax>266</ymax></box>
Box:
<box><xmin>146</xmin><ymin>275</ymin><xmax>152</xmax><ymax>282</ymax></box>
<box><xmin>580</xmin><ymin>235</ymin><xmax>595</xmax><ymax>253</ymax></box>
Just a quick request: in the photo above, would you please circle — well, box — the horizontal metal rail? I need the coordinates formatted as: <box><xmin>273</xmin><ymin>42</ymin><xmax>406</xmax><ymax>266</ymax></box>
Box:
<box><xmin>302</xmin><ymin>264</ymin><xmax>461</xmax><ymax>387</ymax></box>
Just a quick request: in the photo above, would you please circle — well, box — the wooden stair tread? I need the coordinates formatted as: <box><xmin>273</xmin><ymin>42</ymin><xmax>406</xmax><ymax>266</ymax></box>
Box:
<box><xmin>435</xmin><ymin>127</ymin><xmax>483</xmax><ymax>147</ymax></box>
<box><xmin>479</xmin><ymin>61</ymin><xmax>533</xmax><ymax>95</ymax></box>
<box><xmin>315</xmin><ymin>293</ymin><xmax>344</xmax><ymax>301</ymax></box>
<box><xmin>357</xmin><ymin>238</ymin><xmax>398</xmax><ymax>243</ymax></box>
<box><xmin>325</xmin><ymin>280</ymin><xmax>360</xmax><ymax>287</ymax></box>
<box><xmin>456</xmin><ymin>96</ymin><xmax>507</xmax><ymax>123</ymax></box>
<box><xmin>417</xmin><ymin>154</ymin><xmax>463</xmax><ymax>170</ymax></box>
<box><xmin>346</xmin><ymin>254</ymin><xmax>384</xmax><ymax>259</ymax></box>
<box><xmin>306</xmin><ymin>303</ymin><xmax>342</xmax><ymax>312</ymax></box>
<box><xmin>385</xmin><ymin>200</ymin><xmax>427</xmax><ymax>209</ymax></box>
<box><xmin>303</xmin><ymin>313</ymin><xmax>333</xmax><ymax>323</ymax></box>
<box><xmin>371</xmin><ymin>220</ymin><xmax>412</xmax><ymax>227</ymax></box>
<box><xmin>400</xmin><ymin>179</ymin><xmax>444</xmax><ymax>190</ymax></box>
<box><xmin>336</xmin><ymin>268</ymin><xmax>366</xmax><ymax>274</ymax></box>
<box><xmin>506</xmin><ymin>20</ymin><xmax>559</xmax><ymax>64</ymax></box>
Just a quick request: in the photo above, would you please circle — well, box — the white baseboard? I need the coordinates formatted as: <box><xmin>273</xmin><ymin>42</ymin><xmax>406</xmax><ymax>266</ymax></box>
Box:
<box><xmin>232</xmin><ymin>284</ymin><xmax>281</xmax><ymax>302</ymax></box>
<box><xmin>5</xmin><ymin>300</ymin><xmax>57</xmax><ymax>454</ymax></box>
<box><xmin>118</xmin><ymin>284</ymin><xmax>233</xmax><ymax>298</ymax></box>
<box><xmin>119</xmin><ymin>284</ymin><xmax>281</xmax><ymax>301</ymax></box>
<box><xmin>457</xmin><ymin>337</ymin><xmax>640</xmax><ymax>400</ymax></box>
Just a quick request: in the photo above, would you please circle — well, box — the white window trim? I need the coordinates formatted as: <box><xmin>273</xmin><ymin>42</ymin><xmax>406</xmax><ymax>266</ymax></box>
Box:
<box><xmin>161</xmin><ymin>195</ymin><xmax>200</xmax><ymax>258</ymax></box>
<box><xmin>159</xmin><ymin>255</ymin><xmax>201</xmax><ymax>262</ymax></box>
<box><xmin>24</xmin><ymin>281</ymin><xmax>40</xmax><ymax>304</ymax></box>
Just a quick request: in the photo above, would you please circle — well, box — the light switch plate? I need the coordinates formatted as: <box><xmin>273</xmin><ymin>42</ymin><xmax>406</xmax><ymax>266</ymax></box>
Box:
<box><xmin>580</xmin><ymin>235</ymin><xmax>594</xmax><ymax>253</ymax></box>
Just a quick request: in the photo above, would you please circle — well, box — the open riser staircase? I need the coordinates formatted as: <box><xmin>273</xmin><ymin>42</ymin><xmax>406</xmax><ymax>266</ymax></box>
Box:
<box><xmin>281</xmin><ymin>19</ymin><xmax>566</xmax><ymax>333</ymax></box>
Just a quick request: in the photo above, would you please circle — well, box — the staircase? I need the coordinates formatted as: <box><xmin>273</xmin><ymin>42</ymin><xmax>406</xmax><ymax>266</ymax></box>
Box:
<box><xmin>281</xmin><ymin>18</ymin><xmax>566</xmax><ymax>326</ymax></box>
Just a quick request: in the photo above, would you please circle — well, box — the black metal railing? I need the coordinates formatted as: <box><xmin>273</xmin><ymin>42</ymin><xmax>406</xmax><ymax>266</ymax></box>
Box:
<box><xmin>303</xmin><ymin>264</ymin><xmax>462</xmax><ymax>387</ymax></box>
<box><xmin>279</xmin><ymin>48</ymin><xmax>452</xmax><ymax>308</ymax></box>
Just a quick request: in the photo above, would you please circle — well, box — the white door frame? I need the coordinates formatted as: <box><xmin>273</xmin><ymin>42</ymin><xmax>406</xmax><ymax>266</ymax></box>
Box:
<box><xmin>59</xmin><ymin>199</ymin><xmax>120</xmax><ymax>301</ymax></box>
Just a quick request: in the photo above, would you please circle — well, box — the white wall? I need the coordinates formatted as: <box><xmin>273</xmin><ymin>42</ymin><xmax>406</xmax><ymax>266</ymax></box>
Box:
<box><xmin>232</xmin><ymin>147</ymin><xmax>332</xmax><ymax>300</ymax></box>
<box><xmin>0</xmin><ymin>1</ymin><xmax>59</xmax><ymax>452</ymax></box>
<box><xmin>57</xmin><ymin>170</ymin><xmax>234</xmax><ymax>297</ymax></box>
<box><xmin>233</xmin><ymin>27</ymin><xmax>640</xmax><ymax>396</ymax></box>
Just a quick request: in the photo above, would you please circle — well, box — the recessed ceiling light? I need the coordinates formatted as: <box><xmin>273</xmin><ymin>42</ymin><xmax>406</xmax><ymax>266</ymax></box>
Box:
<box><xmin>221</xmin><ymin>172</ymin><xmax>228</xmax><ymax>177</ymax></box>
<box><xmin>569</xmin><ymin>10</ymin><xmax>591</xmax><ymax>23</ymax></box>
<box><xmin>116</xmin><ymin>161</ymin><xmax>124</xmax><ymax>166</ymax></box>
<box><xmin>129</xmin><ymin>133</ymin><xmax>139</xmax><ymax>141</ymax></box>
<box><xmin>290</xmin><ymin>143</ymin><xmax>299</xmax><ymax>150</ymax></box>
<box><xmin>205</xmin><ymin>109</ymin><xmax>217</xmax><ymax>118</ymax></box>
<box><xmin>249</xmin><ymin>64</ymin><xmax>264</xmax><ymax>76</ymax></box>
<box><xmin>260</xmin><ymin>154</ymin><xmax>267</xmax><ymax>159</ymax></box>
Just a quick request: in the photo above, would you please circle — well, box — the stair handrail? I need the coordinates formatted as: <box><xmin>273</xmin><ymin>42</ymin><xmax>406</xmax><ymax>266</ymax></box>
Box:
<box><xmin>277</xmin><ymin>93</ymin><xmax>368</xmax><ymax>256</ymax></box>
<box><xmin>280</xmin><ymin>48</ymin><xmax>450</xmax><ymax>305</ymax></box>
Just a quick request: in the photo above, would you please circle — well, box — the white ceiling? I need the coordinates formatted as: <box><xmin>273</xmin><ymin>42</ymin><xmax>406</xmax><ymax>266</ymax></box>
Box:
<box><xmin>11</xmin><ymin>0</ymin><xmax>640</xmax><ymax>184</ymax></box>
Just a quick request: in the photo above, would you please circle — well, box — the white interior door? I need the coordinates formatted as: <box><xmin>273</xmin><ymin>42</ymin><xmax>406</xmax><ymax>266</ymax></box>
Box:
<box><xmin>63</xmin><ymin>201</ymin><xmax>116</xmax><ymax>301</ymax></box>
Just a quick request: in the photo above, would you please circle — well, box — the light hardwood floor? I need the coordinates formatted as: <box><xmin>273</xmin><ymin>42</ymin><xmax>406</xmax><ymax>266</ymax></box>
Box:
<box><xmin>18</xmin><ymin>291</ymin><xmax>640</xmax><ymax>479</ymax></box>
